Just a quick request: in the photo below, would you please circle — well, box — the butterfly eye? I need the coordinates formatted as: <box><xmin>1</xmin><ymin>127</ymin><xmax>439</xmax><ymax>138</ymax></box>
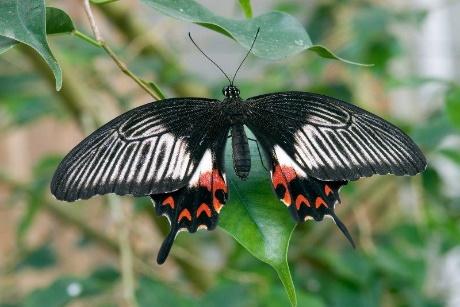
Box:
<box><xmin>222</xmin><ymin>86</ymin><xmax>229</xmax><ymax>97</ymax></box>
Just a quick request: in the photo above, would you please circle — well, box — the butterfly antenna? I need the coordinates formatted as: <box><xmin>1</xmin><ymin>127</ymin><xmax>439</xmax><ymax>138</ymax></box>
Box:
<box><xmin>188</xmin><ymin>32</ymin><xmax>232</xmax><ymax>84</ymax></box>
<box><xmin>231</xmin><ymin>27</ymin><xmax>260</xmax><ymax>85</ymax></box>
<box><xmin>330</xmin><ymin>211</ymin><xmax>356</xmax><ymax>249</ymax></box>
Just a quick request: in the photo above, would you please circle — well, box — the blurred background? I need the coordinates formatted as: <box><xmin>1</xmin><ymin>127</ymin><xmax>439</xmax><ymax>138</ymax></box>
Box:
<box><xmin>1</xmin><ymin>0</ymin><xmax>460</xmax><ymax>306</ymax></box>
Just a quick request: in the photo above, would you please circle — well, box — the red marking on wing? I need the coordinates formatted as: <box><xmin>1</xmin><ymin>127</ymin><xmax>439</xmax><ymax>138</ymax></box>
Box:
<box><xmin>324</xmin><ymin>184</ymin><xmax>332</xmax><ymax>196</ymax></box>
<box><xmin>295</xmin><ymin>195</ymin><xmax>311</xmax><ymax>210</ymax></box>
<box><xmin>197</xmin><ymin>203</ymin><xmax>212</xmax><ymax>217</ymax></box>
<box><xmin>199</xmin><ymin>169</ymin><xmax>228</xmax><ymax>213</ymax></box>
<box><xmin>162</xmin><ymin>196</ymin><xmax>175</xmax><ymax>209</ymax></box>
<box><xmin>178</xmin><ymin>209</ymin><xmax>192</xmax><ymax>222</ymax></box>
<box><xmin>272</xmin><ymin>164</ymin><xmax>298</xmax><ymax>205</ymax></box>
<box><xmin>199</xmin><ymin>170</ymin><xmax>228</xmax><ymax>192</ymax></box>
<box><xmin>315</xmin><ymin>197</ymin><xmax>328</xmax><ymax>209</ymax></box>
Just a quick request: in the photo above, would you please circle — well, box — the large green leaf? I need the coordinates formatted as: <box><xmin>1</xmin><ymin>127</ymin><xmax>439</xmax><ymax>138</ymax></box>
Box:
<box><xmin>0</xmin><ymin>7</ymin><xmax>74</xmax><ymax>56</ymax></box>
<box><xmin>219</xmin><ymin>139</ymin><xmax>297</xmax><ymax>306</ymax></box>
<box><xmin>0</xmin><ymin>2</ymin><xmax>75</xmax><ymax>90</ymax></box>
<box><xmin>142</xmin><ymin>0</ymin><xmax>369</xmax><ymax>65</ymax></box>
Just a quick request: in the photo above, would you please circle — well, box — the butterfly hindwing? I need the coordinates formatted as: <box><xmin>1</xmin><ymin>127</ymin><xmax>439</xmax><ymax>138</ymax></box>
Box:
<box><xmin>269</xmin><ymin>144</ymin><xmax>355</xmax><ymax>247</ymax></box>
<box><xmin>150</xmin><ymin>137</ymin><xmax>228</xmax><ymax>264</ymax></box>
<box><xmin>51</xmin><ymin>98</ymin><xmax>229</xmax><ymax>201</ymax></box>
<box><xmin>245</xmin><ymin>92</ymin><xmax>426</xmax><ymax>181</ymax></box>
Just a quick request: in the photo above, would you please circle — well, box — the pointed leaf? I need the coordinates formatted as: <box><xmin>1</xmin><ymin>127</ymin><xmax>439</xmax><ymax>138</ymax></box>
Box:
<box><xmin>142</xmin><ymin>0</ymin><xmax>368</xmax><ymax>65</ymax></box>
<box><xmin>0</xmin><ymin>7</ymin><xmax>75</xmax><ymax>55</ymax></box>
<box><xmin>219</xmin><ymin>140</ymin><xmax>297</xmax><ymax>306</ymax></box>
<box><xmin>0</xmin><ymin>1</ymin><xmax>63</xmax><ymax>90</ymax></box>
<box><xmin>308</xmin><ymin>45</ymin><xmax>373</xmax><ymax>67</ymax></box>
<box><xmin>238</xmin><ymin>0</ymin><xmax>253</xmax><ymax>18</ymax></box>
<box><xmin>45</xmin><ymin>7</ymin><xmax>75</xmax><ymax>35</ymax></box>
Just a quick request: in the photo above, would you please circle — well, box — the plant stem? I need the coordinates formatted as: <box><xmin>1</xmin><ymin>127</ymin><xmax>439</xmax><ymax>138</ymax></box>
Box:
<box><xmin>96</xmin><ymin>2</ymin><xmax>209</xmax><ymax>97</ymax></box>
<box><xmin>100</xmin><ymin>42</ymin><xmax>161</xmax><ymax>100</ymax></box>
<box><xmin>80</xmin><ymin>0</ymin><xmax>163</xmax><ymax>100</ymax></box>
<box><xmin>73</xmin><ymin>30</ymin><xmax>101</xmax><ymax>48</ymax></box>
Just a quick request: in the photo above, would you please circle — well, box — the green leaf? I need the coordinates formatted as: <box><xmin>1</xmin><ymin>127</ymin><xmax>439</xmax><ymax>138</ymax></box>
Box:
<box><xmin>219</xmin><ymin>139</ymin><xmax>297</xmax><ymax>306</ymax></box>
<box><xmin>238</xmin><ymin>0</ymin><xmax>253</xmax><ymax>19</ymax></box>
<box><xmin>45</xmin><ymin>7</ymin><xmax>75</xmax><ymax>35</ymax></box>
<box><xmin>0</xmin><ymin>1</ymin><xmax>62</xmax><ymax>90</ymax></box>
<box><xmin>445</xmin><ymin>86</ymin><xmax>460</xmax><ymax>129</ymax></box>
<box><xmin>309</xmin><ymin>45</ymin><xmax>373</xmax><ymax>67</ymax></box>
<box><xmin>17</xmin><ymin>244</ymin><xmax>57</xmax><ymax>269</ymax></box>
<box><xmin>261</xmin><ymin>286</ymin><xmax>325</xmax><ymax>307</ymax></box>
<box><xmin>0</xmin><ymin>7</ymin><xmax>75</xmax><ymax>56</ymax></box>
<box><xmin>0</xmin><ymin>36</ymin><xmax>17</xmax><ymax>54</ymax></box>
<box><xmin>24</xmin><ymin>267</ymin><xmax>119</xmax><ymax>307</ymax></box>
<box><xmin>142</xmin><ymin>0</ymin><xmax>369</xmax><ymax>65</ymax></box>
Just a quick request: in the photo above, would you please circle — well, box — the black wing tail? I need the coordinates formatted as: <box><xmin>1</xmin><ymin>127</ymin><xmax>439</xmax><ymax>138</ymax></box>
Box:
<box><xmin>151</xmin><ymin>140</ymin><xmax>228</xmax><ymax>264</ymax></box>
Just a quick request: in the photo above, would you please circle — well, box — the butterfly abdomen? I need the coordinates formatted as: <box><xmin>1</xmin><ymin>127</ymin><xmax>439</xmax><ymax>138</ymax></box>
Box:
<box><xmin>231</xmin><ymin>124</ymin><xmax>251</xmax><ymax>179</ymax></box>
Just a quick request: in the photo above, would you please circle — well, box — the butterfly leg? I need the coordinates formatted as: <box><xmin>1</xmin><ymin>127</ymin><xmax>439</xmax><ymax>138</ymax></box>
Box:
<box><xmin>248</xmin><ymin>138</ymin><xmax>269</xmax><ymax>172</ymax></box>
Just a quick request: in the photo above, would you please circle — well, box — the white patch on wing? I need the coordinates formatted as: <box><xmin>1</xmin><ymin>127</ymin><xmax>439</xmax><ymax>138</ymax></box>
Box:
<box><xmin>273</xmin><ymin>145</ymin><xmax>307</xmax><ymax>177</ymax></box>
<box><xmin>154</xmin><ymin>134</ymin><xmax>175</xmax><ymax>181</ymax></box>
<box><xmin>197</xmin><ymin>225</ymin><xmax>208</xmax><ymax>230</ymax></box>
<box><xmin>188</xmin><ymin>149</ymin><xmax>213</xmax><ymax>187</ymax></box>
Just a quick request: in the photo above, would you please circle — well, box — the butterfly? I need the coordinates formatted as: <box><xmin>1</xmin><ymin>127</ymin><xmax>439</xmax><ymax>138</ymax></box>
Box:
<box><xmin>50</xmin><ymin>30</ymin><xmax>426</xmax><ymax>264</ymax></box>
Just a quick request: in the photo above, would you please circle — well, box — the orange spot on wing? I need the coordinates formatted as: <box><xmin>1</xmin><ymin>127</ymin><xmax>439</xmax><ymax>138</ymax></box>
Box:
<box><xmin>178</xmin><ymin>209</ymin><xmax>192</xmax><ymax>222</ymax></box>
<box><xmin>295</xmin><ymin>195</ymin><xmax>311</xmax><ymax>210</ymax></box>
<box><xmin>272</xmin><ymin>164</ymin><xmax>297</xmax><ymax>206</ymax></box>
<box><xmin>315</xmin><ymin>197</ymin><xmax>328</xmax><ymax>209</ymax></box>
<box><xmin>324</xmin><ymin>184</ymin><xmax>332</xmax><ymax>196</ymax></box>
<box><xmin>213</xmin><ymin>202</ymin><xmax>223</xmax><ymax>213</ymax></box>
<box><xmin>162</xmin><ymin>196</ymin><xmax>175</xmax><ymax>209</ymax></box>
<box><xmin>198</xmin><ymin>169</ymin><xmax>228</xmax><ymax>213</ymax></box>
<box><xmin>197</xmin><ymin>203</ymin><xmax>212</xmax><ymax>217</ymax></box>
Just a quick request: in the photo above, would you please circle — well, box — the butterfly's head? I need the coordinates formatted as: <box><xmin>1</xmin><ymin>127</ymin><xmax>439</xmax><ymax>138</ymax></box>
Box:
<box><xmin>223</xmin><ymin>85</ymin><xmax>240</xmax><ymax>99</ymax></box>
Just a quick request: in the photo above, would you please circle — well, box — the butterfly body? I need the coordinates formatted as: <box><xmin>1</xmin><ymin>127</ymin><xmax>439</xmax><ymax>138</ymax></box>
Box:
<box><xmin>231</xmin><ymin>124</ymin><xmax>251</xmax><ymax>180</ymax></box>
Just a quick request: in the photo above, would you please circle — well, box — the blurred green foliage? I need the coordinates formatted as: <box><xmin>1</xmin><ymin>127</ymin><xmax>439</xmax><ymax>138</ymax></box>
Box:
<box><xmin>1</xmin><ymin>0</ymin><xmax>459</xmax><ymax>306</ymax></box>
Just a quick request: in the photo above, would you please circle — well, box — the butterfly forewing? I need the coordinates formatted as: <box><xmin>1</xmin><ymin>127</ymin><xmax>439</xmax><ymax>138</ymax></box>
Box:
<box><xmin>51</xmin><ymin>98</ymin><xmax>229</xmax><ymax>201</ymax></box>
<box><xmin>245</xmin><ymin>91</ymin><xmax>426</xmax><ymax>181</ymax></box>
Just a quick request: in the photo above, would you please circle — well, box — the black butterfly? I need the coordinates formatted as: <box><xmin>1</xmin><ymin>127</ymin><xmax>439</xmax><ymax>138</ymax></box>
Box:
<box><xmin>51</xmin><ymin>30</ymin><xmax>426</xmax><ymax>264</ymax></box>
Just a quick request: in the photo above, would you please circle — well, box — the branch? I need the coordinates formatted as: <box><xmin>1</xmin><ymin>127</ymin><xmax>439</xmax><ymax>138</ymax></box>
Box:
<box><xmin>81</xmin><ymin>0</ymin><xmax>162</xmax><ymax>100</ymax></box>
<box><xmin>96</xmin><ymin>2</ymin><xmax>209</xmax><ymax>97</ymax></box>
